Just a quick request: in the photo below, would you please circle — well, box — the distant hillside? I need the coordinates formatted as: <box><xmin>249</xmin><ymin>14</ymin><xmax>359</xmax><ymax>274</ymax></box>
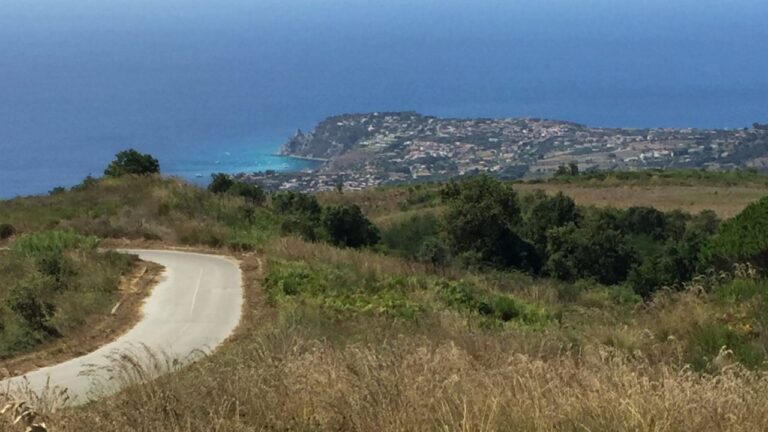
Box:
<box><xmin>279</xmin><ymin>113</ymin><xmax>768</xmax><ymax>184</ymax></box>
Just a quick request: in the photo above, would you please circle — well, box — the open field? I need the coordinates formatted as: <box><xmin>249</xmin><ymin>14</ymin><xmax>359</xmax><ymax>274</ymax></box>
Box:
<box><xmin>514</xmin><ymin>184</ymin><xmax>767</xmax><ymax>218</ymax></box>
<box><xmin>318</xmin><ymin>182</ymin><xmax>766</xmax><ymax>227</ymax></box>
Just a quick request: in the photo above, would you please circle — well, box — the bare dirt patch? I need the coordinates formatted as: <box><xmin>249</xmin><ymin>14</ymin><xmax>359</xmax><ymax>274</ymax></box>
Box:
<box><xmin>0</xmin><ymin>259</ymin><xmax>164</xmax><ymax>376</ymax></box>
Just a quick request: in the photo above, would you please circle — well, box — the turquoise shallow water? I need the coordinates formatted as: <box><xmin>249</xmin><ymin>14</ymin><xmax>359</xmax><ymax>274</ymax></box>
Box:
<box><xmin>0</xmin><ymin>138</ymin><xmax>318</xmax><ymax>198</ymax></box>
<box><xmin>162</xmin><ymin>145</ymin><xmax>320</xmax><ymax>189</ymax></box>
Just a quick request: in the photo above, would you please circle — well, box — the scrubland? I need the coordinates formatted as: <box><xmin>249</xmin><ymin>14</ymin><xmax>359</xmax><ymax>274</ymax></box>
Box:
<box><xmin>2</xmin><ymin>170</ymin><xmax>768</xmax><ymax>431</ymax></box>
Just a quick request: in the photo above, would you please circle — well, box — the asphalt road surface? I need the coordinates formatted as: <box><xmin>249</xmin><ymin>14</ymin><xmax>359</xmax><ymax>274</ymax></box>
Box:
<box><xmin>0</xmin><ymin>249</ymin><xmax>243</xmax><ymax>404</ymax></box>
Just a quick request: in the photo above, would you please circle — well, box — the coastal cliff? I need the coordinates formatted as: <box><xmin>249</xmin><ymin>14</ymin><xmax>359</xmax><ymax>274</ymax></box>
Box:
<box><xmin>279</xmin><ymin>112</ymin><xmax>430</xmax><ymax>160</ymax></box>
<box><xmin>271</xmin><ymin>111</ymin><xmax>768</xmax><ymax>191</ymax></box>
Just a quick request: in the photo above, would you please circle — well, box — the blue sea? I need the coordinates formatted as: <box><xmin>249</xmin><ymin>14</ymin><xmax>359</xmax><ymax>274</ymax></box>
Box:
<box><xmin>1</xmin><ymin>0</ymin><xmax>767</xmax><ymax>198</ymax></box>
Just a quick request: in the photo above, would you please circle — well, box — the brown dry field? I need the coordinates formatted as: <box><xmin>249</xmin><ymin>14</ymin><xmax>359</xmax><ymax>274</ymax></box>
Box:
<box><xmin>514</xmin><ymin>183</ymin><xmax>767</xmax><ymax>218</ymax></box>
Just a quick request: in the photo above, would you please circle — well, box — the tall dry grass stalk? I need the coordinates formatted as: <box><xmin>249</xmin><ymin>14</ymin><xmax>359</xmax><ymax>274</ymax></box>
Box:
<box><xmin>44</xmin><ymin>327</ymin><xmax>768</xmax><ymax>431</ymax></box>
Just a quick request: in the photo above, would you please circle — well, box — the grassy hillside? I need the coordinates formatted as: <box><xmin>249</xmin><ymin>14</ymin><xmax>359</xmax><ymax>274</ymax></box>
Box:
<box><xmin>0</xmin><ymin>231</ymin><xmax>135</xmax><ymax>358</ymax></box>
<box><xmin>0</xmin><ymin>175</ymin><xmax>280</xmax><ymax>250</ymax></box>
<box><xmin>2</xmin><ymin>169</ymin><xmax>768</xmax><ymax>431</ymax></box>
<box><xmin>46</xmin><ymin>238</ymin><xmax>768</xmax><ymax>431</ymax></box>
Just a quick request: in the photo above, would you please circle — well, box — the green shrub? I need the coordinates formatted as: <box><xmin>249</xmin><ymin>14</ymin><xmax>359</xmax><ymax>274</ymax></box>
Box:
<box><xmin>688</xmin><ymin>322</ymin><xmax>765</xmax><ymax>370</ymax></box>
<box><xmin>104</xmin><ymin>149</ymin><xmax>160</xmax><ymax>177</ymax></box>
<box><xmin>442</xmin><ymin>175</ymin><xmax>540</xmax><ymax>271</ymax></box>
<box><xmin>272</xmin><ymin>191</ymin><xmax>322</xmax><ymax>220</ymax></box>
<box><xmin>417</xmin><ymin>237</ymin><xmax>450</xmax><ymax>267</ymax></box>
<box><xmin>0</xmin><ymin>243</ymin><xmax>134</xmax><ymax>357</ymax></box>
<box><xmin>264</xmin><ymin>259</ymin><xmax>422</xmax><ymax>319</ymax></box>
<box><xmin>321</xmin><ymin>204</ymin><xmax>380</xmax><ymax>249</ymax></box>
<box><xmin>713</xmin><ymin>278</ymin><xmax>768</xmax><ymax>303</ymax></box>
<box><xmin>436</xmin><ymin>280</ymin><xmax>549</xmax><ymax>325</ymax></box>
<box><xmin>11</xmin><ymin>230</ymin><xmax>100</xmax><ymax>256</ymax></box>
<box><xmin>704</xmin><ymin>196</ymin><xmax>768</xmax><ymax>271</ymax></box>
<box><xmin>381</xmin><ymin>213</ymin><xmax>440</xmax><ymax>258</ymax></box>
<box><xmin>521</xmin><ymin>191</ymin><xmax>579</xmax><ymax>254</ymax></box>
<box><xmin>209</xmin><ymin>173</ymin><xmax>235</xmax><ymax>194</ymax></box>
<box><xmin>546</xmin><ymin>224</ymin><xmax>636</xmax><ymax>285</ymax></box>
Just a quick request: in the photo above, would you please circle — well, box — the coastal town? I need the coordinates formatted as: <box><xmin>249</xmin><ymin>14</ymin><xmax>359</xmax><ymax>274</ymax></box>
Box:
<box><xmin>235</xmin><ymin>112</ymin><xmax>768</xmax><ymax>192</ymax></box>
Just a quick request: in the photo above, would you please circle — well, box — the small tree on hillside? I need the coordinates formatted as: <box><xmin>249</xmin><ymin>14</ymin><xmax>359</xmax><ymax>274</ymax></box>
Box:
<box><xmin>104</xmin><ymin>149</ymin><xmax>160</xmax><ymax>177</ymax></box>
<box><xmin>229</xmin><ymin>182</ymin><xmax>266</xmax><ymax>206</ymax></box>
<box><xmin>442</xmin><ymin>175</ymin><xmax>539</xmax><ymax>271</ymax></box>
<box><xmin>523</xmin><ymin>191</ymin><xmax>579</xmax><ymax>254</ymax></box>
<box><xmin>209</xmin><ymin>173</ymin><xmax>235</xmax><ymax>194</ymax></box>
<box><xmin>272</xmin><ymin>191</ymin><xmax>323</xmax><ymax>221</ymax></box>
<box><xmin>321</xmin><ymin>204</ymin><xmax>380</xmax><ymax>248</ymax></box>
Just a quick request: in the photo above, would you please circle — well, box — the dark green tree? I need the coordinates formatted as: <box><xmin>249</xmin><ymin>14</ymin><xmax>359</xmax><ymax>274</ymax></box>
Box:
<box><xmin>624</xmin><ymin>206</ymin><xmax>668</xmax><ymax>240</ymax></box>
<box><xmin>321</xmin><ymin>204</ymin><xmax>380</xmax><ymax>248</ymax></box>
<box><xmin>523</xmin><ymin>192</ymin><xmax>579</xmax><ymax>253</ymax></box>
<box><xmin>546</xmin><ymin>223</ymin><xmax>636</xmax><ymax>285</ymax></box>
<box><xmin>209</xmin><ymin>173</ymin><xmax>235</xmax><ymax>194</ymax></box>
<box><xmin>104</xmin><ymin>149</ymin><xmax>160</xmax><ymax>177</ymax></box>
<box><xmin>272</xmin><ymin>191</ymin><xmax>322</xmax><ymax>221</ymax></box>
<box><xmin>703</xmin><ymin>196</ymin><xmax>768</xmax><ymax>271</ymax></box>
<box><xmin>689</xmin><ymin>209</ymin><xmax>720</xmax><ymax>235</ymax></box>
<box><xmin>229</xmin><ymin>182</ymin><xmax>266</xmax><ymax>206</ymax></box>
<box><xmin>442</xmin><ymin>175</ymin><xmax>539</xmax><ymax>271</ymax></box>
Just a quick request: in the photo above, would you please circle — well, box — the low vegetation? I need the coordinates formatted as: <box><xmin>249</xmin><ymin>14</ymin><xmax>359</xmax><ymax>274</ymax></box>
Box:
<box><xmin>3</xmin><ymin>151</ymin><xmax>768</xmax><ymax>430</ymax></box>
<box><xmin>0</xmin><ymin>230</ymin><xmax>135</xmax><ymax>358</ymax></box>
<box><xmin>43</xmin><ymin>239</ymin><xmax>768</xmax><ymax>431</ymax></box>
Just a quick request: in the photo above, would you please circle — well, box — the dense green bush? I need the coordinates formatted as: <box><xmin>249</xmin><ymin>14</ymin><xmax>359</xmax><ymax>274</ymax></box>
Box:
<box><xmin>381</xmin><ymin>213</ymin><xmax>440</xmax><ymax>259</ymax></box>
<box><xmin>624</xmin><ymin>206</ymin><xmax>668</xmax><ymax>240</ymax></box>
<box><xmin>704</xmin><ymin>196</ymin><xmax>768</xmax><ymax>271</ymax></box>
<box><xmin>208</xmin><ymin>173</ymin><xmax>235</xmax><ymax>194</ymax></box>
<box><xmin>417</xmin><ymin>237</ymin><xmax>450</xmax><ymax>267</ymax></box>
<box><xmin>104</xmin><ymin>149</ymin><xmax>160</xmax><ymax>177</ymax></box>
<box><xmin>442</xmin><ymin>175</ymin><xmax>540</xmax><ymax>271</ymax></box>
<box><xmin>272</xmin><ymin>191</ymin><xmax>322</xmax><ymax>219</ymax></box>
<box><xmin>546</xmin><ymin>223</ymin><xmax>636</xmax><ymax>285</ymax></box>
<box><xmin>436</xmin><ymin>280</ymin><xmax>549</xmax><ymax>325</ymax></box>
<box><xmin>322</xmin><ymin>204</ymin><xmax>380</xmax><ymax>248</ymax></box>
<box><xmin>0</xmin><ymin>233</ymin><xmax>134</xmax><ymax>357</ymax></box>
<box><xmin>209</xmin><ymin>173</ymin><xmax>266</xmax><ymax>206</ymax></box>
<box><xmin>521</xmin><ymin>191</ymin><xmax>579</xmax><ymax>254</ymax></box>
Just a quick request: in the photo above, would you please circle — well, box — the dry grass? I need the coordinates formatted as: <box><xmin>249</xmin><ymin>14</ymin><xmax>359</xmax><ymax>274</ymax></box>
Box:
<box><xmin>513</xmin><ymin>184</ymin><xmax>766</xmax><ymax>218</ymax></box>
<box><xmin>45</xmin><ymin>322</ymin><xmax>768</xmax><ymax>432</ymax></box>
<box><xmin>316</xmin><ymin>180</ymin><xmax>765</xmax><ymax>222</ymax></box>
<box><xmin>269</xmin><ymin>236</ymin><xmax>436</xmax><ymax>279</ymax></box>
<box><xmin>11</xmin><ymin>243</ymin><xmax>761</xmax><ymax>431</ymax></box>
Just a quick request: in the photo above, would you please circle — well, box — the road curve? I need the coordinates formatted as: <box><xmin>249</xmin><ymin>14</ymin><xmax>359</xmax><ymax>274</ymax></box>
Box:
<box><xmin>0</xmin><ymin>249</ymin><xmax>243</xmax><ymax>404</ymax></box>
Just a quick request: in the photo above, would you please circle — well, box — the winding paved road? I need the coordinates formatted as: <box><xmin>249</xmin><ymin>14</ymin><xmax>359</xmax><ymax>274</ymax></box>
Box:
<box><xmin>0</xmin><ymin>249</ymin><xmax>243</xmax><ymax>404</ymax></box>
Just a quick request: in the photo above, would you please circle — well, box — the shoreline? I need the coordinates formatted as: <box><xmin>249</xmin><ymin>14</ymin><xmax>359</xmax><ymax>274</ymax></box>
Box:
<box><xmin>273</xmin><ymin>153</ymin><xmax>329</xmax><ymax>162</ymax></box>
